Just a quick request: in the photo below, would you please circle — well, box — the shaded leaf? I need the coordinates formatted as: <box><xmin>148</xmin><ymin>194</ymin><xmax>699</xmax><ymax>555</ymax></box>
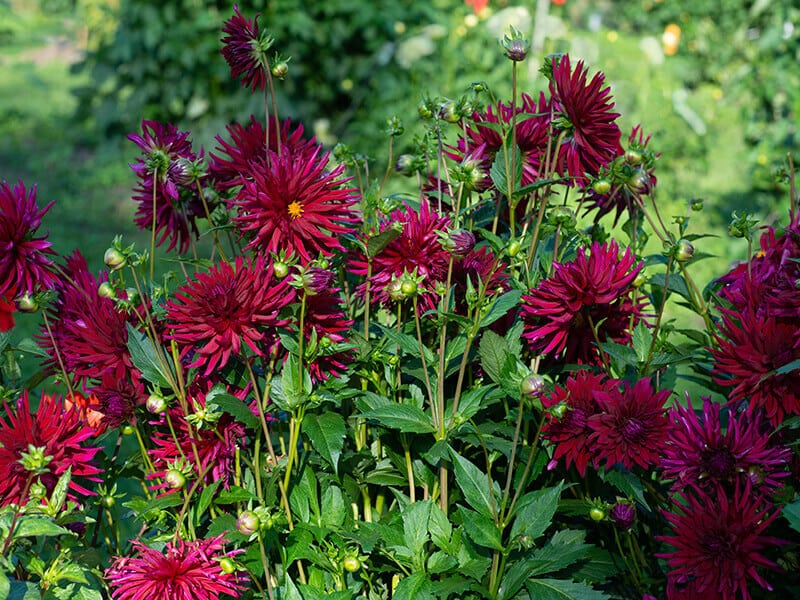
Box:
<box><xmin>303</xmin><ymin>412</ymin><xmax>346</xmax><ymax>476</ymax></box>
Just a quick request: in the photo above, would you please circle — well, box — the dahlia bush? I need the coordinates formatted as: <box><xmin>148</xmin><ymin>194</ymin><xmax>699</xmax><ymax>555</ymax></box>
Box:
<box><xmin>1</xmin><ymin>7</ymin><xmax>799</xmax><ymax>600</ymax></box>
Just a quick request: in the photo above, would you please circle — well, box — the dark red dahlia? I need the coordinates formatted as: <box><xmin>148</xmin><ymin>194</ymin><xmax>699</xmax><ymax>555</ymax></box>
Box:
<box><xmin>295</xmin><ymin>289</ymin><xmax>354</xmax><ymax>382</ymax></box>
<box><xmin>90</xmin><ymin>373</ymin><xmax>147</xmax><ymax>429</ymax></box>
<box><xmin>351</xmin><ymin>201</ymin><xmax>452</xmax><ymax>310</ymax></box>
<box><xmin>549</xmin><ymin>55</ymin><xmax>623</xmax><ymax>184</ymax></box>
<box><xmin>105</xmin><ymin>535</ymin><xmax>246</xmax><ymax>600</ymax></box>
<box><xmin>149</xmin><ymin>382</ymin><xmax>247</xmax><ymax>488</ymax></box>
<box><xmin>0</xmin><ymin>391</ymin><xmax>102</xmax><ymax>506</ymax></box>
<box><xmin>220</xmin><ymin>4</ymin><xmax>270</xmax><ymax>93</ymax></box>
<box><xmin>520</xmin><ymin>239</ymin><xmax>643</xmax><ymax>365</ymax></box>
<box><xmin>129</xmin><ymin>120</ymin><xmax>206</xmax><ymax>254</ymax></box>
<box><xmin>232</xmin><ymin>145</ymin><xmax>360</xmax><ymax>263</ymax></box>
<box><xmin>657</xmin><ymin>483</ymin><xmax>783</xmax><ymax>600</ymax></box>
<box><xmin>209</xmin><ymin>116</ymin><xmax>315</xmax><ymax>190</ymax></box>
<box><xmin>39</xmin><ymin>251</ymin><xmax>139</xmax><ymax>386</ymax></box>
<box><xmin>165</xmin><ymin>256</ymin><xmax>295</xmax><ymax>376</ymax></box>
<box><xmin>588</xmin><ymin>377</ymin><xmax>671</xmax><ymax>471</ymax></box>
<box><xmin>541</xmin><ymin>370</ymin><xmax>613</xmax><ymax>476</ymax></box>
<box><xmin>711</xmin><ymin>310</ymin><xmax>800</xmax><ymax>427</ymax></box>
<box><xmin>0</xmin><ymin>296</ymin><xmax>14</xmax><ymax>332</ymax></box>
<box><xmin>662</xmin><ymin>396</ymin><xmax>790</xmax><ymax>498</ymax></box>
<box><xmin>0</xmin><ymin>180</ymin><xmax>56</xmax><ymax>298</ymax></box>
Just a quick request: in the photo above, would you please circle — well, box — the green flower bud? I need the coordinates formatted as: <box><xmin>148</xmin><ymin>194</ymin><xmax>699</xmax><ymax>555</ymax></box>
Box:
<box><xmin>592</xmin><ymin>179</ymin><xmax>611</xmax><ymax>195</ymax></box>
<box><xmin>624</xmin><ymin>149</ymin><xmax>642</xmax><ymax>166</ymax></box>
<box><xmin>438</xmin><ymin>100</ymin><xmax>460</xmax><ymax>123</ymax></box>
<box><xmin>501</xmin><ymin>26</ymin><xmax>530</xmax><ymax>62</ymax></box>
<box><xmin>521</xmin><ymin>375</ymin><xmax>545</xmax><ymax>397</ymax></box>
<box><xmin>15</xmin><ymin>293</ymin><xmax>37</xmax><ymax>313</ymax></box>
<box><xmin>219</xmin><ymin>558</ymin><xmax>237</xmax><ymax>574</ymax></box>
<box><xmin>674</xmin><ymin>239</ymin><xmax>694</xmax><ymax>263</ymax></box>
<box><xmin>507</xmin><ymin>239</ymin><xmax>522</xmax><ymax>257</ymax></box>
<box><xmin>690</xmin><ymin>198</ymin><xmax>704</xmax><ymax>212</ymax></box>
<box><xmin>342</xmin><ymin>556</ymin><xmax>361</xmax><ymax>573</ymax></box>
<box><xmin>271</xmin><ymin>60</ymin><xmax>289</xmax><ymax>79</ymax></box>
<box><xmin>589</xmin><ymin>507</ymin><xmax>606</xmax><ymax>522</ymax></box>
<box><xmin>548</xmin><ymin>206</ymin><xmax>577</xmax><ymax>228</ymax></box>
<box><xmin>236</xmin><ymin>510</ymin><xmax>260</xmax><ymax>536</ymax></box>
<box><xmin>146</xmin><ymin>394</ymin><xmax>168</xmax><ymax>415</ymax></box>
<box><xmin>273</xmin><ymin>262</ymin><xmax>289</xmax><ymax>279</ymax></box>
<box><xmin>164</xmin><ymin>469</ymin><xmax>186</xmax><ymax>490</ymax></box>
<box><xmin>97</xmin><ymin>282</ymin><xmax>116</xmax><ymax>299</ymax></box>
<box><xmin>104</xmin><ymin>248</ymin><xmax>126</xmax><ymax>271</ymax></box>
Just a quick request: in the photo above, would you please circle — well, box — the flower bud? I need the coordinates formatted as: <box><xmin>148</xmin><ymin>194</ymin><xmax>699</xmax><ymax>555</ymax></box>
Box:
<box><xmin>15</xmin><ymin>293</ymin><xmax>37</xmax><ymax>313</ymax></box>
<box><xmin>273</xmin><ymin>261</ymin><xmax>289</xmax><ymax>279</ymax></box>
<box><xmin>592</xmin><ymin>179</ymin><xmax>611</xmax><ymax>195</ymax></box>
<box><xmin>609</xmin><ymin>502</ymin><xmax>636</xmax><ymax>530</ymax></box>
<box><xmin>219</xmin><ymin>558</ymin><xmax>237</xmax><ymax>574</ymax></box>
<box><xmin>438</xmin><ymin>100</ymin><xmax>460</xmax><ymax>123</ymax></box>
<box><xmin>441</xmin><ymin>228</ymin><xmax>476</xmax><ymax>257</ymax></box>
<box><xmin>632</xmin><ymin>272</ymin><xmax>647</xmax><ymax>288</ymax></box>
<box><xmin>400</xmin><ymin>279</ymin><xmax>418</xmax><ymax>297</ymax></box>
<box><xmin>501</xmin><ymin>26</ymin><xmax>530</xmax><ymax>62</ymax></box>
<box><xmin>690</xmin><ymin>198</ymin><xmax>704</xmax><ymax>212</ymax></box>
<box><xmin>342</xmin><ymin>556</ymin><xmax>361</xmax><ymax>573</ymax></box>
<box><xmin>507</xmin><ymin>239</ymin><xmax>522</xmax><ymax>258</ymax></box>
<box><xmin>271</xmin><ymin>60</ymin><xmax>289</xmax><ymax>79</ymax></box>
<box><xmin>418</xmin><ymin>99</ymin><xmax>434</xmax><ymax>120</ymax></box>
<box><xmin>146</xmin><ymin>394</ymin><xmax>168</xmax><ymax>415</ymax></box>
<box><xmin>394</xmin><ymin>154</ymin><xmax>416</xmax><ymax>176</ymax></box>
<box><xmin>548</xmin><ymin>206</ymin><xmax>577</xmax><ymax>228</ymax></box>
<box><xmin>236</xmin><ymin>510</ymin><xmax>261</xmax><ymax>536</ymax></box>
<box><xmin>97</xmin><ymin>282</ymin><xmax>116</xmax><ymax>299</ymax></box>
<box><xmin>164</xmin><ymin>469</ymin><xmax>186</xmax><ymax>490</ymax></box>
<box><xmin>104</xmin><ymin>248</ymin><xmax>126</xmax><ymax>271</ymax></box>
<box><xmin>520</xmin><ymin>375</ymin><xmax>545</xmax><ymax>398</ymax></box>
<box><xmin>300</xmin><ymin>267</ymin><xmax>335</xmax><ymax>296</ymax></box>
<box><xmin>624</xmin><ymin>149</ymin><xmax>642</xmax><ymax>166</ymax></box>
<box><xmin>589</xmin><ymin>507</ymin><xmax>606</xmax><ymax>522</ymax></box>
<box><xmin>674</xmin><ymin>239</ymin><xmax>694</xmax><ymax>263</ymax></box>
<box><xmin>627</xmin><ymin>168</ymin><xmax>651</xmax><ymax>193</ymax></box>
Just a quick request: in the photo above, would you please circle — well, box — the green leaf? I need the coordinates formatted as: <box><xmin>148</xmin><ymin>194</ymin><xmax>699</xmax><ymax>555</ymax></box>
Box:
<box><xmin>427</xmin><ymin>551</ymin><xmax>458</xmax><ymax>574</ymax></box>
<box><xmin>303</xmin><ymin>412</ymin><xmax>346</xmax><ymax>476</ymax></box>
<box><xmin>649</xmin><ymin>272</ymin><xmax>692</xmax><ymax>302</ymax></box>
<box><xmin>15</xmin><ymin>337</ymin><xmax>48</xmax><ymax>358</ymax></box>
<box><xmin>459</xmin><ymin>507</ymin><xmax>503</xmax><ymax>551</ymax></box>
<box><xmin>392</xmin><ymin>572</ymin><xmax>435</xmax><ymax>600</ymax></box>
<box><xmin>402</xmin><ymin>499</ymin><xmax>432</xmax><ymax>555</ymax></box>
<box><xmin>449</xmin><ymin>449</ymin><xmax>496</xmax><ymax>519</ymax></box>
<box><xmin>8</xmin><ymin>580</ymin><xmax>39</xmax><ymax>600</ymax></box>
<box><xmin>216</xmin><ymin>486</ymin><xmax>258</xmax><ymax>505</ymax></box>
<box><xmin>49</xmin><ymin>467</ymin><xmax>71</xmax><ymax>513</ymax></box>
<box><xmin>510</xmin><ymin>482</ymin><xmax>563</xmax><ymax>542</ymax></box>
<box><xmin>525</xmin><ymin>579</ymin><xmax>609</xmax><ymax>600</ymax></box>
<box><xmin>206</xmin><ymin>388</ymin><xmax>259</xmax><ymax>430</ymax></box>
<box><xmin>321</xmin><ymin>485</ymin><xmax>345</xmax><ymax>529</ymax></box>
<box><xmin>197</xmin><ymin>479</ymin><xmax>222</xmax><ymax>521</ymax></box>
<box><xmin>775</xmin><ymin>358</ymin><xmax>800</xmax><ymax>376</ymax></box>
<box><xmin>601</xmin><ymin>468</ymin><xmax>651</xmax><ymax>511</ymax></box>
<box><xmin>367</xmin><ymin>225</ymin><xmax>403</xmax><ymax>257</ymax></box>
<box><xmin>14</xmin><ymin>517</ymin><xmax>70</xmax><ymax>538</ymax></box>
<box><xmin>0</xmin><ymin>331</ymin><xmax>9</xmax><ymax>354</ymax></box>
<box><xmin>783</xmin><ymin>498</ymin><xmax>800</xmax><ymax>533</ymax></box>
<box><xmin>0</xmin><ymin>571</ymin><xmax>9</xmax><ymax>600</ymax></box>
<box><xmin>478</xmin><ymin>329</ymin><xmax>509</xmax><ymax>385</ymax></box>
<box><xmin>376</xmin><ymin>324</ymin><xmax>437</xmax><ymax>364</ymax></box>
<box><xmin>281</xmin><ymin>574</ymin><xmax>304</xmax><ymax>600</ymax></box>
<box><xmin>527</xmin><ymin>529</ymin><xmax>592</xmax><ymax>576</ymax></box>
<box><xmin>631</xmin><ymin>320</ymin><xmax>652</xmax><ymax>364</ymax></box>
<box><xmin>359</xmin><ymin>404</ymin><xmax>435</xmax><ymax>434</ymax></box>
<box><xmin>126</xmin><ymin>323</ymin><xmax>173</xmax><ymax>388</ymax></box>
<box><xmin>480</xmin><ymin>289</ymin><xmax>522</xmax><ymax>327</ymax></box>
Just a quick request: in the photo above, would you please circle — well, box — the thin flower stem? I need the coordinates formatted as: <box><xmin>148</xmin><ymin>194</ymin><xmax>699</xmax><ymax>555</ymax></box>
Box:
<box><xmin>172</xmin><ymin>461</ymin><xmax>214</xmax><ymax>543</ymax></box>
<box><xmin>504</xmin><ymin>409</ymin><xmax>546</xmax><ymax>525</ymax></box>
<box><xmin>1</xmin><ymin>472</ymin><xmax>35</xmax><ymax>557</ymax></box>
<box><xmin>585</xmin><ymin>312</ymin><xmax>612</xmax><ymax>375</ymax></box>
<box><xmin>500</xmin><ymin>393</ymin><xmax>527</xmax><ymax>517</ymax></box>
<box><xmin>149</xmin><ymin>170</ymin><xmax>158</xmax><ymax>282</ymax></box>
<box><xmin>257</xmin><ymin>534</ymin><xmax>276</xmax><ymax>600</ymax></box>
<box><xmin>411</xmin><ymin>296</ymin><xmax>437</xmax><ymax>429</ymax></box>
<box><xmin>40</xmin><ymin>310</ymin><xmax>75</xmax><ymax>401</ymax></box>
<box><xmin>402</xmin><ymin>435</ymin><xmax>416</xmax><ymax>503</ymax></box>
<box><xmin>194</xmin><ymin>179</ymin><xmax>228</xmax><ymax>262</ymax></box>
<box><xmin>379</xmin><ymin>136</ymin><xmax>394</xmax><ymax>194</ymax></box>
<box><xmin>644</xmin><ymin>257</ymin><xmax>672</xmax><ymax>374</ymax></box>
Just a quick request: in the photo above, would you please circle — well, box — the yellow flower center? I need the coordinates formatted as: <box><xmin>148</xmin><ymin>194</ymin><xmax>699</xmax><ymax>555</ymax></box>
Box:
<box><xmin>287</xmin><ymin>200</ymin><xmax>304</xmax><ymax>219</ymax></box>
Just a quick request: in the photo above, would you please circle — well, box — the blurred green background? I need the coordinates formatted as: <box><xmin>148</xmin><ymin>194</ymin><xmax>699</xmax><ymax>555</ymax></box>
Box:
<box><xmin>1</xmin><ymin>0</ymin><xmax>798</xmax><ymax>342</ymax></box>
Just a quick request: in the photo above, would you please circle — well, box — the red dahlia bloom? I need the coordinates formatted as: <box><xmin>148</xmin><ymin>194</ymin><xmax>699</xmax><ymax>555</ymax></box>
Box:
<box><xmin>0</xmin><ymin>295</ymin><xmax>14</xmax><ymax>332</ymax></box>
<box><xmin>0</xmin><ymin>180</ymin><xmax>56</xmax><ymax>298</ymax></box>
<box><xmin>39</xmin><ymin>252</ymin><xmax>139</xmax><ymax>386</ymax></box>
<box><xmin>105</xmin><ymin>535</ymin><xmax>245</xmax><ymax>600</ymax></box>
<box><xmin>662</xmin><ymin>396</ymin><xmax>790</xmax><ymax>498</ymax></box>
<box><xmin>588</xmin><ymin>377</ymin><xmax>671</xmax><ymax>471</ymax></box>
<box><xmin>520</xmin><ymin>239</ymin><xmax>643</xmax><ymax>365</ymax></box>
<box><xmin>90</xmin><ymin>373</ymin><xmax>147</xmax><ymax>429</ymax></box>
<box><xmin>541</xmin><ymin>370</ymin><xmax>613</xmax><ymax>476</ymax></box>
<box><xmin>129</xmin><ymin>120</ymin><xmax>207</xmax><ymax>253</ymax></box>
<box><xmin>297</xmin><ymin>290</ymin><xmax>355</xmax><ymax>382</ymax></box>
<box><xmin>232</xmin><ymin>145</ymin><xmax>360</xmax><ymax>263</ymax></box>
<box><xmin>711</xmin><ymin>310</ymin><xmax>800</xmax><ymax>427</ymax></box>
<box><xmin>209</xmin><ymin>116</ymin><xmax>315</xmax><ymax>189</ymax></box>
<box><xmin>657</xmin><ymin>484</ymin><xmax>783</xmax><ymax>600</ymax></box>
<box><xmin>0</xmin><ymin>391</ymin><xmax>102</xmax><ymax>506</ymax></box>
<box><xmin>549</xmin><ymin>55</ymin><xmax>623</xmax><ymax>184</ymax></box>
<box><xmin>165</xmin><ymin>256</ymin><xmax>294</xmax><ymax>376</ymax></box>
<box><xmin>220</xmin><ymin>5</ymin><xmax>269</xmax><ymax>93</ymax></box>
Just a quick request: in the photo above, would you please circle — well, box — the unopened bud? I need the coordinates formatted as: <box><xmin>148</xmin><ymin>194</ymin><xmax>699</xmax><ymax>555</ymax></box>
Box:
<box><xmin>236</xmin><ymin>510</ymin><xmax>260</xmax><ymax>536</ymax></box>
<box><xmin>104</xmin><ymin>248</ymin><xmax>126</xmax><ymax>271</ymax></box>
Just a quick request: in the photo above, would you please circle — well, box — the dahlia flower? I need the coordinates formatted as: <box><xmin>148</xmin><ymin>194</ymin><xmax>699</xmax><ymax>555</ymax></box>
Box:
<box><xmin>220</xmin><ymin>4</ymin><xmax>270</xmax><ymax>93</ymax></box>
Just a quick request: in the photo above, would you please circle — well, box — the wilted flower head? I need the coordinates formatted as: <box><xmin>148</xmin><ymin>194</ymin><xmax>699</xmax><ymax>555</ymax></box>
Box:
<box><xmin>549</xmin><ymin>54</ymin><xmax>623</xmax><ymax>184</ymax></box>
<box><xmin>220</xmin><ymin>4</ymin><xmax>272</xmax><ymax>92</ymax></box>
<box><xmin>0</xmin><ymin>391</ymin><xmax>102</xmax><ymax>506</ymax></box>
<box><xmin>588</xmin><ymin>377</ymin><xmax>671</xmax><ymax>471</ymax></box>
<box><xmin>128</xmin><ymin>120</ymin><xmax>207</xmax><ymax>253</ymax></box>
<box><xmin>165</xmin><ymin>256</ymin><xmax>294</xmax><ymax>376</ymax></box>
<box><xmin>657</xmin><ymin>483</ymin><xmax>784</xmax><ymax>600</ymax></box>
<box><xmin>521</xmin><ymin>239</ymin><xmax>643</xmax><ymax>365</ymax></box>
<box><xmin>105</xmin><ymin>535</ymin><xmax>245</xmax><ymax>600</ymax></box>
<box><xmin>232</xmin><ymin>145</ymin><xmax>360</xmax><ymax>263</ymax></box>
<box><xmin>609</xmin><ymin>502</ymin><xmax>636</xmax><ymax>530</ymax></box>
<box><xmin>0</xmin><ymin>180</ymin><xmax>56</xmax><ymax>299</ymax></box>
<box><xmin>662</xmin><ymin>396</ymin><xmax>791</xmax><ymax>498</ymax></box>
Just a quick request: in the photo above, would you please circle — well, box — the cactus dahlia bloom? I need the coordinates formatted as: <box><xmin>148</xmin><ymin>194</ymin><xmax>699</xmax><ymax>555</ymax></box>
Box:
<box><xmin>520</xmin><ymin>239</ymin><xmax>643</xmax><ymax>365</ymax></box>
<box><xmin>105</xmin><ymin>535</ymin><xmax>246</xmax><ymax>600</ymax></box>
<box><xmin>0</xmin><ymin>391</ymin><xmax>102</xmax><ymax>506</ymax></box>
<box><xmin>220</xmin><ymin>4</ymin><xmax>269</xmax><ymax>93</ymax></box>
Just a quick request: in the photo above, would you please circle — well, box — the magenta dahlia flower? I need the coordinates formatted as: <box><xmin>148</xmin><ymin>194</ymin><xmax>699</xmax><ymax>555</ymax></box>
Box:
<box><xmin>39</xmin><ymin>251</ymin><xmax>140</xmax><ymax>386</ymax></box>
<box><xmin>541</xmin><ymin>370</ymin><xmax>613</xmax><ymax>476</ymax></box>
<box><xmin>165</xmin><ymin>256</ymin><xmax>294</xmax><ymax>376</ymax></box>
<box><xmin>0</xmin><ymin>391</ymin><xmax>102</xmax><ymax>506</ymax></box>
<box><xmin>549</xmin><ymin>55</ymin><xmax>623</xmax><ymax>184</ymax></box>
<box><xmin>711</xmin><ymin>310</ymin><xmax>800</xmax><ymax>427</ymax></box>
<box><xmin>129</xmin><ymin>120</ymin><xmax>207</xmax><ymax>253</ymax></box>
<box><xmin>231</xmin><ymin>145</ymin><xmax>360</xmax><ymax>263</ymax></box>
<box><xmin>662</xmin><ymin>396</ymin><xmax>790</xmax><ymax>498</ymax></box>
<box><xmin>209</xmin><ymin>116</ymin><xmax>315</xmax><ymax>189</ymax></box>
<box><xmin>0</xmin><ymin>180</ymin><xmax>56</xmax><ymax>299</ymax></box>
<box><xmin>657</xmin><ymin>483</ymin><xmax>784</xmax><ymax>600</ymax></box>
<box><xmin>520</xmin><ymin>239</ymin><xmax>643</xmax><ymax>365</ymax></box>
<box><xmin>105</xmin><ymin>535</ymin><xmax>246</xmax><ymax>600</ymax></box>
<box><xmin>220</xmin><ymin>4</ymin><xmax>270</xmax><ymax>93</ymax></box>
<box><xmin>90</xmin><ymin>373</ymin><xmax>147</xmax><ymax>429</ymax></box>
<box><xmin>588</xmin><ymin>377</ymin><xmax>671</xmax><ymax>471</ymax></box>
<box><xmin>291</xmin><ymin>289</ymin><xmax>354</xmax><ymax>382</ymax></box>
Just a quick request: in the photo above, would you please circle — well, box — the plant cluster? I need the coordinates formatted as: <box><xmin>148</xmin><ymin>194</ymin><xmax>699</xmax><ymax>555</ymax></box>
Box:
<box><xmin>1</xmin><ymin>6</ymin><xmax>799</xmax><ymax>600</ymax></box>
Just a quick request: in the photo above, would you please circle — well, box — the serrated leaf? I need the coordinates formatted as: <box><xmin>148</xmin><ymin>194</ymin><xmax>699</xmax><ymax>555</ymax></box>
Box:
<box><xmin>15</xmin><ymin>337</ymin><xmax>48</xmax><ymax>358</ymax></box>
<box><xmin>376</xmin><ymin>324</ymin><xmax>437</xmax><ymax>364</ymax></box>
<box><xmin>601</xmin><ymin>468</ymin><xmax>650</xmax><ymax>511</ymax></box>
<box><xmin>14</xmin><ymin>517</ymin><xmax>70</xmax><ymax>538</ymax></box>
<box><xmin>480</xmin><ymin>289</ymin><xmax>522</xmax><ymax>327</ymax></box>
<box><xmin>478</xmin><ymin>329</ymin><xmax>509</xmax><ymax>385</ymax></box>
<box><xmin>321</xmin><ymin>485</ymin><xmax>345</xmax><ymax>529</ymax></box>
<box><xmin>303</xmin><ymin>412</ymin><xmax>345</xmax><ymax>476</ymax></box>
<box><xmin>649</xmin><ymin>272</ymin><xmax>692</xmax><ymax>302</ymax></box>
<box><xmin>359</xmin><ymin>404</ymin><xmax>435</xmax><ymax>434</ymax></box>
<box><xmin>631</xmin><ymin>320</ymin><xmax>651</xmax><ymax>363</ymax></box>
<box><xmin>49</xmin><ymin>467</ymin><xmax>71</xmax><ymax>513</ymax></box>
<box><xmin>216</xmin><ymin>486</ymin><xmax>258</xmax><ymax>505</ymax></box>
<box><xmin>449</xmin><ymin>449</ymin><xmax>496</xmax><ymax>518</ymax></box>
<box><xmin>393</xmin><ymin>572</ymin><xmax>435</xmax><ymax>600</ymax></box>
<box><xmin>459</xmin><ymin>507</ymin><xmax>504</xmax><ymax>550</ymax></box>
<box><xmin>510</xmin><ymin>482</ymin><xmax>563</xmax><ymax>542</ymax></box>
<box><xmin>281</xmin><ymin>574</ymin><xmax>304</xmax><ymax>600</ymax></box>
<box><xmin>525</xmin><ymin>578</ymin><xmax>609</xmax><ymax>600</ymax></box>
<box><xmin>206</xmin><ymin>390</ymin><xmax>259</xmax><ymax>430</ymax></box>
<box><xmin>367</xmin><ymin>225</ymin><xmax>403</xmax><ymax>257</ymax></box>
<box><xmin>126</xmin><ymin>323</ymin><xmax>173</xmax><ymax>388</ymax></box>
